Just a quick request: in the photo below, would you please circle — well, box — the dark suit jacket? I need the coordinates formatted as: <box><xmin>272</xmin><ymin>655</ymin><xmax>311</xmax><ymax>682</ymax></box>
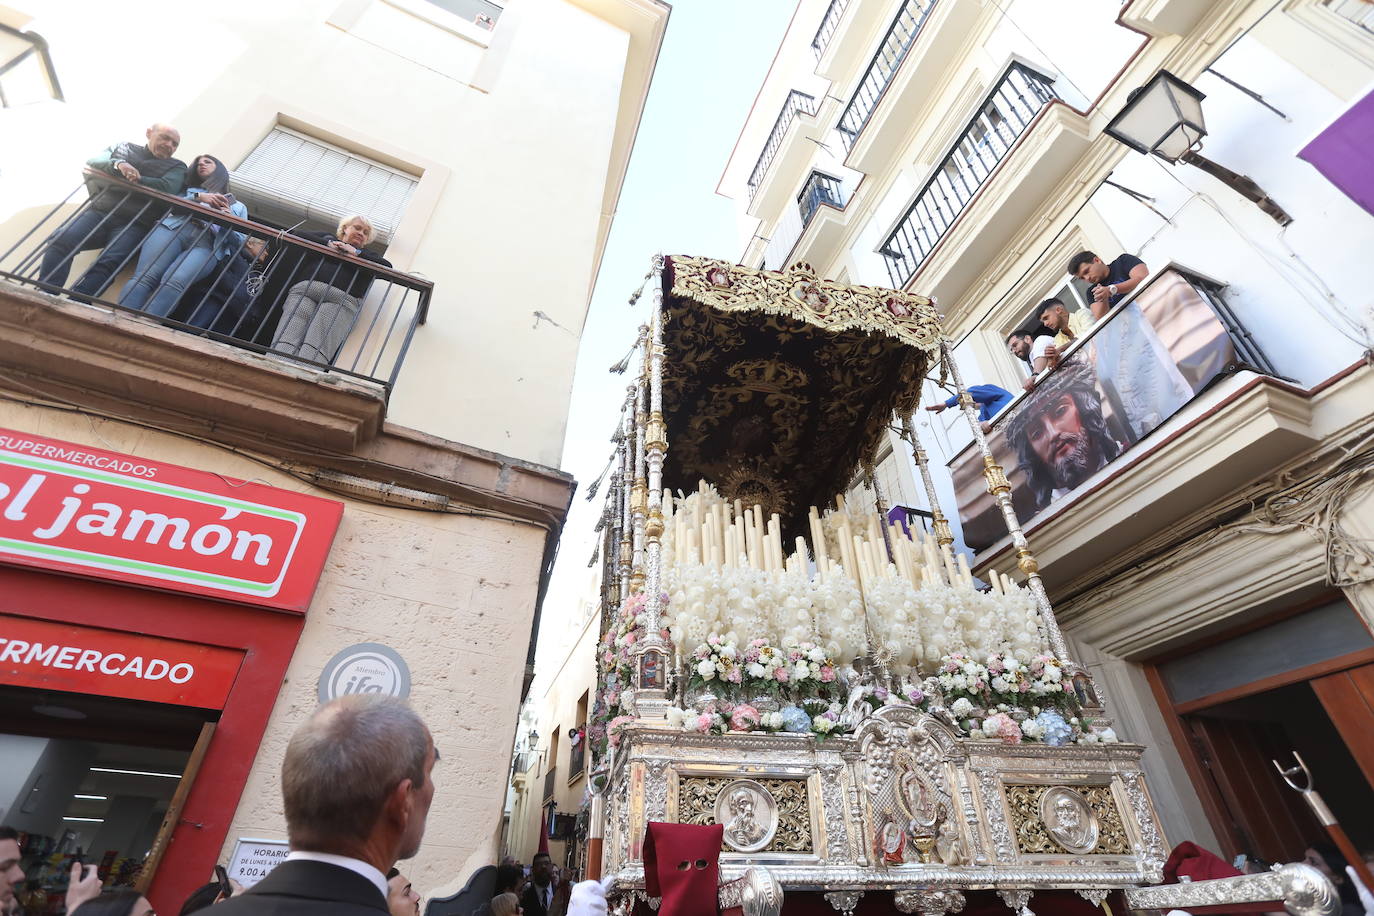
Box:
<box><xmin>212</xmin><ymin>859</ymin><xmax>388</xmax><ymax>915</ymax></box>
<box><xmin>520</xmin><ymin>883</ymin><xmax>554</xmax><ymax>916</ymax></box>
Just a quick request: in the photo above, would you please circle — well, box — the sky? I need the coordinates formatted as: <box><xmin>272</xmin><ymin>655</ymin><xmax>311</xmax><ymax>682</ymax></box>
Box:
<box><xmin>533</xmin><ymin>0</ymin><xmax>796</xmax><ymax>670</ymax></box>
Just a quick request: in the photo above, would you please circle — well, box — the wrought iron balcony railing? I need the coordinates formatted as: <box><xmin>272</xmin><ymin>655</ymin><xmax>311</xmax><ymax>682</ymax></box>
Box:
<box><xmin>811</xmin><ymin>0</ymin><xmax>850</xmax><ymax>61</ymax></box>
<box><xmin>0</xmin><ymin>170</ymin><xmax>430</xmax><ymax>391</ymax></box>
<box><xmin>747</xmin><ymin>90</ymin><xmax>819</xmax><ymax>200</ymax></box>
<box><xmin>798</xmin><ymin>171</ymin><xmax>845</xmax><ymax>227</ymax></box>
<box><xmin>568</xmin><ymin>741</ymin><xmax>585</xmax><ymax>780</ymax></box>
<box><xmin>543</xmin><ymin>766</ymin><xmax>558</xmax><ymax>802</ymax></box>
<box><xmin>878</xmin><ymin>62</ymin><xmax>1059</xmax><ymax>288</ymax></box>
<box><xmin>836</xmin><ymin>0</ymin><xmax>937</xmax><ymax>151</ymax></box>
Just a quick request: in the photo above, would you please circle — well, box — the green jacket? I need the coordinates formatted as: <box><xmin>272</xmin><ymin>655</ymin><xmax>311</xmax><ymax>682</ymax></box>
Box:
<box><xmin>86</xmin><ymin>142</ymin><xmax>188</xmax><ymax>204</ymax></box>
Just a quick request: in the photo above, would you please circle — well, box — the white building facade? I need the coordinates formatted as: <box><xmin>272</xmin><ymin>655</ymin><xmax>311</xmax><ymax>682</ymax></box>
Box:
<box><xmin>0</xmin><ymin>0</ymin><xmax>667</xmax><ymax>911</ymax></box>
<box><xmin>724</xmin><ymin>0</ymin><xmax>1374</xmax><ymax>863</ymax></box>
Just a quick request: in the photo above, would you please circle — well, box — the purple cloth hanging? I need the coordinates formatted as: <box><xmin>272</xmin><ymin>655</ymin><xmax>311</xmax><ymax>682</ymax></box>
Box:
<box><xmin>1299</xmin><ymin>89</ymin><xmax>1374</xmax><ymax>216</ymax></box>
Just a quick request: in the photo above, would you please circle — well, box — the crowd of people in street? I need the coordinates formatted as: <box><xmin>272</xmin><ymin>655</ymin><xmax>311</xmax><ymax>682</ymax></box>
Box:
<box><xmin>0</xmin><ymin>697</ymin><xmax>610</xmax><ymax>916</ymax></box>
<box><xmin>35</xmin><ymin>122</ymin><xmax>394</xmax><ymax>366</ymax></box>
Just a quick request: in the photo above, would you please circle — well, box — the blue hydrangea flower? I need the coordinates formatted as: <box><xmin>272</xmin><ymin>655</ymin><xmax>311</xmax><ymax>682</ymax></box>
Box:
<box><xmin>780</xmin><ymin>704</ymin><xmax>812</xmax><ymax>733</ymax></box>
<box><xmin>1035</xmin><ymin>710</ymin><xmax>1072</xmax><ymax>747</ymax></box>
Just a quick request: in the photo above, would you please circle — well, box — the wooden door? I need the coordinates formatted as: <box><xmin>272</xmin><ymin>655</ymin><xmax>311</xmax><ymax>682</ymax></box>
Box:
<box><xmin>1184</xmin><ymin>715</ymin><xmax>1321</xmax><ymax>864</ymax></box>
<box><xmin>1311</xmin><ymin>663</ymin><xmax>1374</xmax><ymax>787</ymax></box>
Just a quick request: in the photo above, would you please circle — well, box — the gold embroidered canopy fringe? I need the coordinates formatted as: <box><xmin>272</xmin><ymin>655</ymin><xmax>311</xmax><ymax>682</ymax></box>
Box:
<box><xmin>659</xmin><ymin>256</ymin><xmax>941</xmax><ymax>540</ymax></box>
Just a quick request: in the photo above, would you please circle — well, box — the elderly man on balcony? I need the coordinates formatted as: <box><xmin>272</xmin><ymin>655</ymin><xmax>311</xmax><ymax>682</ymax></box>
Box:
<box><xmin>38</xmin><ymin>123</ymin><xmax>189</xmax><ymax>298</ymax></box>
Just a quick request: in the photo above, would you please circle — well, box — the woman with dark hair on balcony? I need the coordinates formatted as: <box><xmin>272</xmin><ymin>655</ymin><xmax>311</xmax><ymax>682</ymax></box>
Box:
<box><xmin>119</xmin><ymin>153</ymin><xmax>248</xmax><ymax>318</ymax></box>
<box><xmin>270</xmin><ymin>214</ymin><xmax>393</xmax><ymax>366</ymax></box>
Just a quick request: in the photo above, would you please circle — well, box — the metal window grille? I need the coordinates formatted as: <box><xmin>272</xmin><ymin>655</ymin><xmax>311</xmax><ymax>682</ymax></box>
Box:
<box><xmin>878</xmin><ymin>62</ymin><xmax>1059</xmax><ymax>288</ymax></box>
<box><xmin>232</xmin><ymin>127</ymin><xmax>419</xmax><ymax>244</ymax></box>
<box><xmin>798</xmin><ymin>171</ymin><xmax>845</xmax><ymax>226</ymax></box>
<box><xmin>836</xmin><ymin>0</ymin><xmax>937</xmax><ymax>151</ymax></box>
<box><xmin>421</xmin><ymin>0</ymin><xmax>504</xmax><ymax>27</ymax></box>
<box><xmin>811</xmin><ymin>0</ymin><xmax>850</xmax><ymax>61</ymax></box>
<box><xmin>747</xmin><ymin>90</ymin><xmax>820</xmax><ymax>199</ymax></box>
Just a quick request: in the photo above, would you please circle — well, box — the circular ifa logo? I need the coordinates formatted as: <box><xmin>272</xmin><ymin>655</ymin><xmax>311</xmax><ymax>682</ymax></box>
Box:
<box><xmin>317</xmin><ymin>643</ymin><xmax>411</xmax><ymax>703</ymax></box>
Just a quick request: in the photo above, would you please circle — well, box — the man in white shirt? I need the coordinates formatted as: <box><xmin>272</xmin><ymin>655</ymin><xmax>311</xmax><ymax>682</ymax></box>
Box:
<box><xmin>214</xmin><ymin>696</ymin><xmax>438</xmax><ymax>916</ymax></box>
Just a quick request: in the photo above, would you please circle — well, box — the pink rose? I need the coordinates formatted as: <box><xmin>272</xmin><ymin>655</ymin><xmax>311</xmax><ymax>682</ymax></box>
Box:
<box><xmin>727</xmin><ymin>668</ymin><xmax>742</xmax><ymax>683</ymax></box>
<box><xmin>624</xmin><ymin>632</ymin><xmax>636</xmax><ymax>645</ymax></box>
<box><xmin>730</xmin><ymin>704</ymin><xmax>761</xmax><ymax>731</ymax></box>
<box><xmin>696</xmin><ymin>714</ymin><xmax>713</xmax><ymax>732</ymax></box>
<box><xmin>774</xmin><ymin>667</ymin><xmax>790</xmax><ymax>683</ymax></box>
<box><xmin>820</xmin><ymin>666</ymin><xmax>836</xmax><ymax>683</ymax></box>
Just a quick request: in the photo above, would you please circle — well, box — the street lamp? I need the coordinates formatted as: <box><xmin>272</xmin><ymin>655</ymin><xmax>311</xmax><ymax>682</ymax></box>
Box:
<box><xmin>0</xmin><ymin>24</ymin><xmax>63</xmax><ymax>108</ymax></box>
<box><xmin>1104</xmin><ymin>69</ymin><xmax>1292</xmax><ymax>225</ymax></box>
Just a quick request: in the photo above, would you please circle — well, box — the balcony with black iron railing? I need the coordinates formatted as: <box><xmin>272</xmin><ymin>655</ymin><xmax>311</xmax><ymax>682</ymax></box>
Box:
<box><xmin>836</xmin><ymin>0</ymin><xmax>937</xmax><ymax>152</ymax></box>
<box><xmin>568</xmin><ymin>739</ymin><xmax>585</xmax><ymax>782</ymax></box>
<box><xmin>0</xmin><ymin>170</ymin><xmax>430</xmax><ymax>393</ymax></box>
<box><xmin>878</xmin><ymin>62</ymin><xmax>1059</xmax><ymax>289</ymax></box>
<box><xmin>747</xmin><ymin>90</ymin><xmax>820</xmax><ymax>201</ymax></box>
<box><xmin>947</xmin><ymin>264</ymin><xmax>1312</xmax><ymax>594</ymax></box>
<box><xmin>798</xmin><ymin>171</ymin><xmax>846</xmax><ymax>228</ymax></box>
<box><xmin>811</xmin><ymin>0</ymin><xmax>850</xmax><ymax>61</ymax></box>
<box><xmin>542</xmin><ymin>766</ymin><xmax>558</xmax><ymax>802</ymax></box>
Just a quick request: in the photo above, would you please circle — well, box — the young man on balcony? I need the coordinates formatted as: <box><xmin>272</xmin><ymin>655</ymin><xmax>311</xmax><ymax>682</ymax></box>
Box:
<box><xmin>1068</xmin><ymin>250</ymin><xmax>1149</xmax><ymax>318</ymax></box>
<box><xmin>38</xmin><ymin>124</ymin><xmax>188</xmax><ymax>298</ymax></box>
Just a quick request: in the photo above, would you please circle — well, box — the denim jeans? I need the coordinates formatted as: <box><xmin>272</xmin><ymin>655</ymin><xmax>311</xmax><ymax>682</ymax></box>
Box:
<box><xmin>120</xmin><ymin>221</ymin><xmax>219</xmax><ymax>318</ymax></box>
<box><xmin>38</xmin><ymin>207</ymin><xmax>153</xmax><ymax>297</ymax></box>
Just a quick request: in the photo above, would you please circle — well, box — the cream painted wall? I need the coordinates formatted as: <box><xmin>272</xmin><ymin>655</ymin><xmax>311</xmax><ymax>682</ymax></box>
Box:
<box><xmin>718</xmin><ymin>0</ymin><xmax>1374</xmax><ymax>866</ymax></box>
<box><xmin>0</xmin><ymin>403</ymin><xmax>548</xmax><ymax>901</ymax></box>
<box><xmin>513</xmin><ymin>600</ymin><xmax>601</xmax><ymax>865</ymax></box>
<box><xmin>0</xmin><ymin>0</ymin><xmax>638</xmax><ymax>468</ymax></box>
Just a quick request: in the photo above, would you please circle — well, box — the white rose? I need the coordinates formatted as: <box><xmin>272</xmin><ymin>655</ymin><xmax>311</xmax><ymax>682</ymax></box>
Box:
<box><xmin>793</xmin><ymin>662</ymin><xmax>811</xmax><ymax>681</ymax></box>
<box><xmin>950</xmin><ymin>697</ymin><xmax>974</xmax><ymax>717</ymax></box>
<box><xmin>1043</xmin><ymin>665</ymin><xmax>1061</xmax><ymax>681</ymax></box>
<box><xmin>991</xmin><ymin>676</ymin><xmax>1010</xmax><ymax>693</ymax></box>
<box><xmin>808</xmin><ymin>647</ymin><xmax>826</xmax><ymax>663</ymax></box>
<box><xmin>721</xmin><ymin>645</ymin><xmax>738</xmax><ymax>659</ymax></box>
<box><xmin>747</xmin><ymin>662</ymin><xmax>766</xmax><ymax>678</ymax></box>
<box><xmin>696</xmin><ymin>660</ymin><xmax>716</xmax><ymax>679</ymax></box>
<box><xmin>666</xmin><ymin>707</ymin><xmax>685</xmax><ymax>728</ymax></box>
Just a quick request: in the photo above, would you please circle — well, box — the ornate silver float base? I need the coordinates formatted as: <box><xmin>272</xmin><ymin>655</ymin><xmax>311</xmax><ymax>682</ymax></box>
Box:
<box><xmin>602</xmin><ymin>707</ymin><xmax>1169</xmax><ymax>902</ymax></box>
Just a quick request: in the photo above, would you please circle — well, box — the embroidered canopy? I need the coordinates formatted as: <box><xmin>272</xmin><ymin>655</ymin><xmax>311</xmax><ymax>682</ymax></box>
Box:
<box><xmin>660</xmin><ymin>256</ymin><xmax>942</xmax><ymax>539</ymax></box>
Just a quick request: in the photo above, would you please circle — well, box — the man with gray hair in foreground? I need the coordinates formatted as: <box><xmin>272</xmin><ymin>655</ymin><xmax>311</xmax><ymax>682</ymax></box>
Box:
<box><xmin>214</xmin><ymin>695</ymin><xmax>437</xmax><ymax>916</ymax></box>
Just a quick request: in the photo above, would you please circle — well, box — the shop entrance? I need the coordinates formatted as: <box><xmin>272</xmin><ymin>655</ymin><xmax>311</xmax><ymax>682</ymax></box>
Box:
<box><xmin>1149</xmin><ymin>597</ymin><xmax>1374</xmax><ymax>866</ymax></box>
<box><xmin>0</xmin><ymin>685</ymin><xmax>217</xmax><ymax>914</ymax></box>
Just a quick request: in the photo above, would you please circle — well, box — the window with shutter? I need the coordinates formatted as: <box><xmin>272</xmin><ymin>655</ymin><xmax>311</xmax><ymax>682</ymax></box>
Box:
<box><xmin>231</xmin><ymin>126</ymin><xmax>419</xmax><ymax>248</ymax></box>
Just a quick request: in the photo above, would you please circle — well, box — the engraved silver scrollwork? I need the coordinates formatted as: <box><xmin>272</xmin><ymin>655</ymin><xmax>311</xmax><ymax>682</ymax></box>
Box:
<box><xmin>894</xmin><ymin>889</ymin><xmax>966</xmax><ymax>916</ymax></box>
<box><xmin>716</xmin><ymin>866</ymin><xmax>784</xmax><ymax>916</ymax></box>
<box><xmin>976</xmin><ymin>769</ymin><xmax>1013</xmax><ymax>862</ymax></box>
<box><xmin>645</xmin><ymin>760</ymin><xmax>670</xmax><ymax>822</ymax></box>
<box><xmin>1075</xmin><ymin>888</ymin><xmax>1109</xmax><ymax>907</ymax></box>
<box><xmin>997</xmin><ymin>889</ymin><xmax>1034</xmax><ymax>916</ymax></box>
<box><xmin>1123</xmin><ymin>863</ymin><xmax>1339</xmax><ymax>916</ymax></box>
<box><xmin>819</xmin><ymin>762</ymin><xmax>851</xmax><ymax>864</ymax></box>
<box><xmin>824</xmin><ymin>890</ymin><xmax>863</xmax><ymax>915</ymax></box>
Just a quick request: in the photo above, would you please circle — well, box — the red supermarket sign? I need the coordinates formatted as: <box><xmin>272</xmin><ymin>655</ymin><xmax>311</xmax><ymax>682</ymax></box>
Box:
<box><xmin>0</xmin><ymin>429</ymin><xmax>342</xmax><ymax>612</ymax></box>
<box><xmin>0</xmin><ymin>614</ymin><xmax>243</xmax><ymax>708</ymax></box>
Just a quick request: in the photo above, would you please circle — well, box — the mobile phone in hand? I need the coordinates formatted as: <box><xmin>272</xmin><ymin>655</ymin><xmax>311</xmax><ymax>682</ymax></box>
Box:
<box><xmin>215</xmin><ymin>864</ymin><xmax>233</xmax><ymax>899</ymax></box>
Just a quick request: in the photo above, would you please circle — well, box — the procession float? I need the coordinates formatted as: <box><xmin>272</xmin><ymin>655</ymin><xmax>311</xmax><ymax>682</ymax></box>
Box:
<box><xmin>578</xmin><ymin>256</ymin><xmax>1339</xmax><ymax>916</ymax></box>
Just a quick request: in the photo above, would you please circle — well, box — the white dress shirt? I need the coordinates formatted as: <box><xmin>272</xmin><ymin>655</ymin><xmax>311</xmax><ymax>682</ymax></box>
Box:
<box><xmin>284</xmin><ymin>850</ymin><xmax>389</xmax><ymax>900</ymax></box>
